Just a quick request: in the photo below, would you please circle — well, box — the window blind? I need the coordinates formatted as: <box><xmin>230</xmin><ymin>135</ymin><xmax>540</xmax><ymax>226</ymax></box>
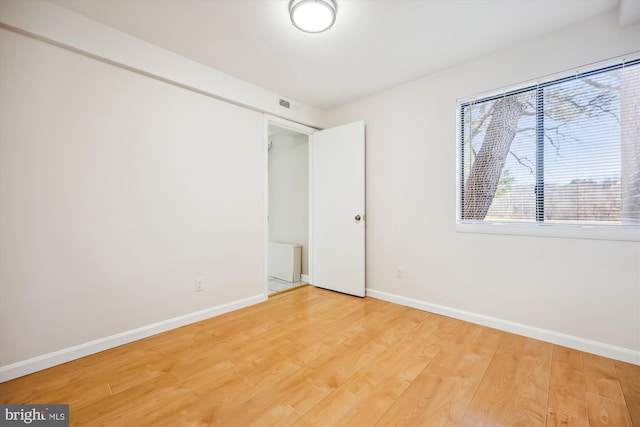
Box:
<box><xmin>459</xmin><ymin>58</ymin><xmax>640</xmax><ymax>229</ymax></box>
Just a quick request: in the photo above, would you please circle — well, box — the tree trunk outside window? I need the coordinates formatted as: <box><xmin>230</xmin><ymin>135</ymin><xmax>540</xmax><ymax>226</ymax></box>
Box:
<box><xmin>463</xmin><ymin>96</ymin><xmax>527</xmax><ymax>220</ymax></box>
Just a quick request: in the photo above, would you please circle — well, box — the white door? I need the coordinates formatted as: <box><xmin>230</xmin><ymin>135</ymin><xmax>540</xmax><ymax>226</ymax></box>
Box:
<box><xmin>310</xmin><ymin>121</ymin><xmax>365</xmax><ymax>297</ymax></box>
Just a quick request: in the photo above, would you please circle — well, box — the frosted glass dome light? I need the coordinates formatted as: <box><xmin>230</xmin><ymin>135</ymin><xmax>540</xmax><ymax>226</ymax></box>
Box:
<box><xmin>289</xmin><ymin>0</ymin><xmax>337</xmax><ymax>33</ymax></box>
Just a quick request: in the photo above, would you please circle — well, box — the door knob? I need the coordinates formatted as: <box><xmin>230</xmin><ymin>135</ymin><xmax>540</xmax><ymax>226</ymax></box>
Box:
<box><xmin>355</xmin><ymin>215</ymin><xmax>362</xmax><ymax>221</ymax></box>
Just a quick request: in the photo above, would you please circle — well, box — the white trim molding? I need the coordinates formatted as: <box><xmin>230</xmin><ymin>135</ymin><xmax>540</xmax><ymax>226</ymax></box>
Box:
<box><xmin>366</xmin><ymin>288</ymin><xmax>640</xmax><ymax>365</ymax></box>
<box><xmin>456</xmin><ymin>222</ymin><xmax>640</xmax><ymax>242</ymax></box>
<box><xmin>0</xmin><ymin>294</ymin><xmax>266</xmax><ymax>382</ymax></box>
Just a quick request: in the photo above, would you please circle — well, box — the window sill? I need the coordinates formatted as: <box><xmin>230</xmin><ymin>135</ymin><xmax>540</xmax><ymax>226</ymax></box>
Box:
<box><xmin>456</xmin><ymin>222</ymin><xmax>640</xmax><ymax>242</ymax></box>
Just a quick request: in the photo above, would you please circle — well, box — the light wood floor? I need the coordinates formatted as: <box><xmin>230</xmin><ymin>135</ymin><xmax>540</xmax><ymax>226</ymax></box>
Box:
<box><xmin>1</xmin><ymin>286</ymin><xmax>639</xmax><ymax>426</ymax></box>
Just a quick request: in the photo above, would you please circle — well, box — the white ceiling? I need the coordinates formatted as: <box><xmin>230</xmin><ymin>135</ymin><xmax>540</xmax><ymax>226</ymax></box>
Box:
<box><xmin>51</xmin><ymin>0</ymin><xmax>627</xmax><ymax>111</ymax></box>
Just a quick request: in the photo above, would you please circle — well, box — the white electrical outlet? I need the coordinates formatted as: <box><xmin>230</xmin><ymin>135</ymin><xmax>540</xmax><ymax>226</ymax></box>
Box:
<box><xmin>396</xmin><ymin>266</ymin><xmax>404</xmax><ymax>279</ymax></box>
<box><xmin>195</xmin><ymin>277</ymin><xmax>204</xmax><ymax>292</ymax></box>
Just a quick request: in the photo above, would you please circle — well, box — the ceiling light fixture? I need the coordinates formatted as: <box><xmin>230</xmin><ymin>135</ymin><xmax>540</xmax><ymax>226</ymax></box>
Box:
<box><xmin>289</xmin><ymin>0</ymin><xmax>337</xmax><ymax>34</ymax></box>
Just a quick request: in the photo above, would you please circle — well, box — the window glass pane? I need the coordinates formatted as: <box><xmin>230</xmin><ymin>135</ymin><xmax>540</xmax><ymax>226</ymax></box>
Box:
<box><xmin>462</xmin><ymin>90</ymin><xmax>536</xmax><ymax>221</ymax></box>
<box><xmin>542</xmin><ymin>68</ymin><xmax>632</xmax><ymax>225</ymax></box>
<box><xmin>620</xmin><ymin>64</ymin><xmax>640</xmax><ymax>225</ymax></box>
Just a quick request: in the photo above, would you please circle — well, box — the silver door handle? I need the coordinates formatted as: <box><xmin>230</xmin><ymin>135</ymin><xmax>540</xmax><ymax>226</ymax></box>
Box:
<box><xmin>355</xmin><ymin>215</ymin><xmax>362</xmax><ymax>221</ymax></box>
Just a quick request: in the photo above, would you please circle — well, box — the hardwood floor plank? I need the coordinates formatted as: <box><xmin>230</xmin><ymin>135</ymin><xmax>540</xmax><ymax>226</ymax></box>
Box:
<box><xmin>523</xmin><ymin>338</ymin><xmax>553</xmax><ymax>359</ymax></box>
<box><xmin>0</xmin><ymin>286</ymin><xmax>637</xmax><ymax>427</ymax></box>
<box><xmin>547</xmin><ymin>347</ymin><xmax>589</xmax><ymax>427</ymax></box>
<box><xmin>415</xmin><ymin>374</ymin><xmax>483</xmax><ymax>426</ymax></box>
<box><xmin>294</xmin><ymin>314</ymin><xmax>447</xmax><ymax>426</ymax></box>
<box><xmin>553</xmin><ymin>345</ymin><xmax>584</xmax><ymax>366</ymax></box>
<box><xmin>290</xmin><ymin>387</ymin><xmax>360</xmax><ymax>427</ymax></box>
<box><xmin>497</xmin><ymin>332</ymin><xmax>528</xmax><ymax>355</ymax></box>
<box><xmin>374</xmin><ymin>369</ymin><xmax>445</xmax><ymax>426</ymax></box>
<box><xmin>72</xmin><ymin>373</ymin><xmax>196</xmax><ymax>426</ymax></box>
<box><xmin>585</xmin><ymin>392</ymin><xmax>633</xmax><ymax>427</ymax></box>
<box><xmin>614</xmin><ymin>360</ymin><xmax>640</xmax><ymax>427</ymax></box>
<box><xmin>583</xmin><ymin>353</ymin><xmax>625</xmax><ymax>403</ymax></box>
<box><xmin>185</xmin><ymin>356</ymin><xmax>302</xmax><ymax>422</ymax></box>
<box><xmin>336</xmin><ymin>377</ymin><xmax>415</xmax><ymax>427</ymax></box>
<box><xmin>460</xmin><ymin>351</ymin><xmax>519</xmax><ymax>427</ymax></box>
<box><xmin>503</xmin><ymin>355</ymin><xmax>551</xmax><ymax>427</ymax></box>
<box><xmin>224</xmin><ymin>402</ymin><xmax>301</xmax><ymax>427</ymax></box>
<box><xmin>375</xmin><ymin>321</ymin><xmax>495</xmax><ymax>426</ymax></box>
<box><xmin>30</xmin><ymin>378</ymin><xmax>112</xmax><ymax>410</ymax></box>
<box><xmin>170</xmin><ymin>288</ymin><xmax>373</xmax><ymax>419</ymax></box>
<box><xmin>215</xmin><ymin>304</ymin><xmax>411</xmax><ymax>424</ymax></box>
<box><xmin>0</xmin><ymin>382</ymin><xmax>32</xmax><ymax>404</ymax></box>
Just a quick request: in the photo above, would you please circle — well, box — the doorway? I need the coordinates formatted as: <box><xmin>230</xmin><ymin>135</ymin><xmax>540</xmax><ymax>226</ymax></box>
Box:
<box><xmin>265</xmin><ymin>116</ymin><xmax>366</xmax><ymax>298</ymax></box>
<box><xmin>266</xmin><ymin>118</ymin><xmax>314</xmax><ymax>295</ymax></box>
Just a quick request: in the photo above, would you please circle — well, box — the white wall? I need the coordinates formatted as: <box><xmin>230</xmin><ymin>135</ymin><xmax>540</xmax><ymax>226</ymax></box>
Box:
<box><xmin>0</xmin><ymin>0</ymin><xmax>325</xmax><ymax>128</ymax></box>
<box><xmin>326</xmin><ymin>11</ymin><xmax>640</xmax><ymax>362</ymax></box>
<box><xmin>268</xmin><ymin>133</ymin><xmax>309</xmax><ymax>275</ymax></box>
<box><xmin>0</xmin><ymin>28</ymin><xmax>266</xmax><ymax>373</ymax></box>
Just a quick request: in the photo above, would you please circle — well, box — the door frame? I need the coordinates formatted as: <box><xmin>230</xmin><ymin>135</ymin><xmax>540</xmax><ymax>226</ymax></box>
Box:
<box><xmin>264</xmin><ymin>115</ymin><xmax>318</xmax><ymax>296</ymax></box>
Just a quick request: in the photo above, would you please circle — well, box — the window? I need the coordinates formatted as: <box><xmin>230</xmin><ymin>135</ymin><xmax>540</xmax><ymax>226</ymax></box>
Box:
<box><xmin>457</xmin><ymin>58</ymin><xmax>640</xmax><ymax>240</ymax></box>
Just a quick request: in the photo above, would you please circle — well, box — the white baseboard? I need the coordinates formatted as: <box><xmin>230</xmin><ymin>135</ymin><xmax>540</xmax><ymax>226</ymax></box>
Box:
<box><xmin>366</xmin><ymin>289</ymin><xmax>640</xmax><ymax>365</ymax></box>
<box><xmin>0</xmin><ymin>294</ymin><xmax>267</xmax><ymax>382</ymax></box>
<box><xmin>301</xmin><ymin>274</ymin><xmax>310</xmax><ymax>282</ymax></box>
